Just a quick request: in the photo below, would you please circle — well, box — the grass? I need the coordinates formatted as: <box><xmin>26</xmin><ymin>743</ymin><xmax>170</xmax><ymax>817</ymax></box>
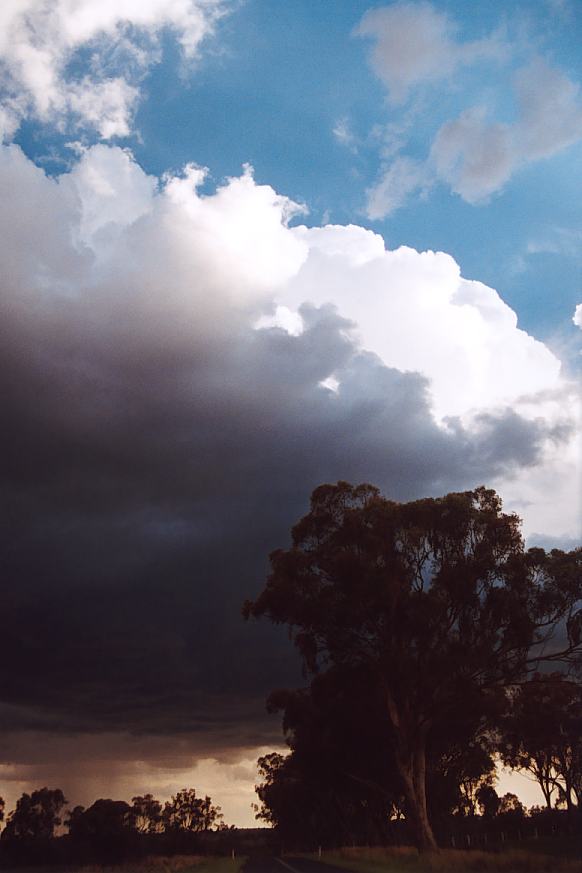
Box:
<box><xmin>299</xmin><ymin>844</ymin><xmax>581</xmax><ymax>872</ymax></box>
<box><xmin>189</xmin><ymin>856</ymin><xmax>247</xmax><ymax>873</ymax></box>
<box><xmin>0</xmin><ymin>855</ymin><xmax>247</xmax><ymax>873</ymax></box>
<box><xmin>501</xmin><ymin>835</ymin><xmax>581</xmax><ymax>858</ymax></box>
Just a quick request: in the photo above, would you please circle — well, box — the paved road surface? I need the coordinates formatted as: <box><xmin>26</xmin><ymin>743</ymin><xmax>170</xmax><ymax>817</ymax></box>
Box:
<box><xmin>243</xmin><ymin>855</ymin><xmax>351</xmax><ymax>873</ymax></box>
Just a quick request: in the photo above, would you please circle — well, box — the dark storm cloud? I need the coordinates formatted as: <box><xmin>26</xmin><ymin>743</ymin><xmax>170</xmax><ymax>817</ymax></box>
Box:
<box><xmin>0</xmin><ymin>305</ymin><xmax>559</xmax><ymax>747</ymax></box>
<box><xmin>0</xmin><ymin>143</ymin><xmax>569</xmax><ymax>774</ymax></box>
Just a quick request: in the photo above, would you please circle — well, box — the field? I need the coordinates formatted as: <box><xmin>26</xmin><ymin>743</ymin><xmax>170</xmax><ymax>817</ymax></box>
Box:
<box><xmin>301</xmin><ymin>843</ymin><xmax>582</xmax><ymax>872</ymax></box>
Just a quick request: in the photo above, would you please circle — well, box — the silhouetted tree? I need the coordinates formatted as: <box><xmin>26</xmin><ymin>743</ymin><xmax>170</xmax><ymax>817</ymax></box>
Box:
<box><xmin>255</xmin><ymin>751</ymin><xmax>325</xmax><ymax>846</ymax></box>
<box><xmin>65</xmin><ymin>799</ymin><xmax>134</xmax><ymax>864</ymax></box>
<box><xmin>162</xmin><ymin>789</ymin><xmax>222</xmax><ymax>832</ymax></box>
<box><xmin>256</xmin><ymin>661</ymin><xmax>500</xmax><ymax>846</ymax></box>
<box><xmin>65</xmin><ymin>805</ymin><xmax>85</xmax><ymax>834</ymax></box>
<box><xmin>254</xmin><ymin>665</ymin><xmax>402</xmax><ymax>848</ymax></box>
<box><xmin>131</xmin><ymin>794</ymin><xmax>162</xmax><ymax>833</ymax></box>
<box><xmin>0</xmin><ymin>796</ymin><xmax>4</xmax><ymax>826</ymax></box>
<box><xmin>436</xmin><ymin>740</ymin><xmax>496</xmax><ymax>819</ymax></box>
<box><xmin>215</xmin><ymin>821</ymin><xmax>237</xmax><ymax>831</ymax></box>
<box><xmin>476</xmin><ymin>784</ymin><xmax>500</xmax><ymax>819</ymax></box>
<box><xmin>547</xmin><ymin>678</ymin><xmax>581</xmax><ymax>811</ymax></box>
<box><xmin>197</xmin><ymin>793</ymin><xmax>223</xmax><ymax>831</ymax></box>
<box><xmin>254</xmin><ymin>752</ymin><xmax>288</xmax><ymax>828</ymax></box>
<box><xmin>244</xmin><ymin>482</ymin><xmax>582</xmax><ymax>852</ymax></box>
<box><xmin>2</xmin><ymin>788</ymin><xmax>67</xmax><ymax>840</ymax></box>
<box><xmin>498</xmin><ymin>792</ymin><xmax>525</xmax><ymax>819</ymax></box>
<box><xmin>66</xmin><ymin>798</ymin><xmax>132</xmax><ymax>839</ymax></box>
<box><xmin>498</xmin><ymin>674</ymin><xmax>581</xmax><ymax>812</ymax></box>
<box><xmin>499</xmin><ymin>675</ymin><xmax>559</xmax><ymax>809</ymax></box>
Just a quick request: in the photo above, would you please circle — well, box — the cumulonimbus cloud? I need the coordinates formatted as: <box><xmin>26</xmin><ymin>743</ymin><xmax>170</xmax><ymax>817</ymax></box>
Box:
<box><xmin>0</xmin><ymin>143</ymin><xmax>579</xmax><ymax>813</ymax></box>
<box><xmin>1</xmin><ymin>0</ymin><xmax>578</xmax><ymax>824</ymax></box>
<box><xmin>0</xmin><ymin>0</ymin><xmax>227</xmax><ymax>139</ymax></box>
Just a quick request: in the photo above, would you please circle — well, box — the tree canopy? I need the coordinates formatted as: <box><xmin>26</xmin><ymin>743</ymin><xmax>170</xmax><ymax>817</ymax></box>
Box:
<box><xmin>0</xmin><ymin>784</ymin><xmax>227</xmax><ymax>864</ymax></box>
<box><xmin>1</xmin><ymin>788</ymin><xmax>67</xmax><ymax>841</ymax></box>
<box><xmin>66</xmin><ymin>799</ymin><xmax>132</xmax><ymax>840</ymax></box>
<box><xmin>131</xmin><ymin>794</ymin><xmax>163</xmax><ymax>834</ymax></box>
<box><xmin>162</xmin><ymin>789</ymin><xmax>223</xmax><ymax>833</ymax></box>
<box><xmin>244</xmin><ymin>482</ymin><xmax>582</xmax><ymax>851</ymax></box>
<box><xmin>498</xmin><ymin>673</ymin><xmax>582</xmax><ymax>812</ymax></box>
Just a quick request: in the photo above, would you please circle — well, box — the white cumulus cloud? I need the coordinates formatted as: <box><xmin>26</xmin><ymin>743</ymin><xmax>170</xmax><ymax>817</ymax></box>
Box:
<box><xmin>0</xmin><ymin>142</ymin><xmax>578</xmax><ymax>555</ymax></box>
<box><xmin>0</xmin><ymin>0</ymin><xmax>227</xmax><ymax>139</ymax></box>
<box><xmin>281</xmin><ymin>224</ymin><xmax>561</xmax><ymax>419</ymax></box>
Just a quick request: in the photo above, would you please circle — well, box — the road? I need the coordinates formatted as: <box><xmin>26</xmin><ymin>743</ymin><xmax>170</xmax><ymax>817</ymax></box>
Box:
<box><xmin>243</xmin><ymin>855</ymin><xmax>351</xmax><ymax>873</ymax></box>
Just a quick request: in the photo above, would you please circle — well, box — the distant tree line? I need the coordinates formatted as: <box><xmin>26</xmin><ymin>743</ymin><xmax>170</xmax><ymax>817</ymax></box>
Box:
<box><xmin>245</xmin><ymin>483</ymin><xmax>582</xmax><ymax>853</ymax></box>
<box><xmin>0</xmin><ymin>787</ymin><xmax>234</xmax><ymax>866</ymax></box>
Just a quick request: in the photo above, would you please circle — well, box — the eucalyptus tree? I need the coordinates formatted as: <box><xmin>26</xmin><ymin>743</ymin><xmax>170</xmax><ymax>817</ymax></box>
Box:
<box><xmin>499</xmin><ymin>674</ymin><xmax>582</xmax><ymax>811</ymax></box>
<box><xmin>2</xmin><ymin>788</ymin><xmax>67</xmax><ymax>841</ymax></box>
<box><xmin>244</xmin><ymin>482</ymin><xmax>582</xmax><ymax>851</ymax></box>
<box><xmin>162</xmin><ymin>789</ymin><xmax>223</xmax><ymax>832</ymax></box>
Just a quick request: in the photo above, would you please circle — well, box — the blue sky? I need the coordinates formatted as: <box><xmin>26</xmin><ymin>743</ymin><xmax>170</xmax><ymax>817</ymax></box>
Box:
<box><xmin>15</xmin><ymin>0</ymin><xmax>582</xmax><ymax>352</ymax></box>
<box><xmin>1</xmin><ymin>0</ymin><xmax>581</xmax><ymax>826</ymax></box>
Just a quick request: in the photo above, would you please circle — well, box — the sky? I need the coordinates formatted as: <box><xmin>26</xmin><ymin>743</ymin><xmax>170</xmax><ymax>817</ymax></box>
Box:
<box><xmin>0</xmin><ymin>0</ymin><xmax>581</xmax><ymax>827</ymax></box>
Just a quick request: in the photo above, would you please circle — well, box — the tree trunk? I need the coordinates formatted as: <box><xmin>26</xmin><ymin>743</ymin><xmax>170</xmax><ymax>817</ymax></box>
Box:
<box><xmin>539</xmin><ymin>772</ymin><xmax>552</xmax><ymax>810</ymax></box>
<box><xmin>394</xmin><ymin>741</ymin><xmax>438</xmax><ymax>852</ymax></box>
<box><xmin>384</xmin><ymin>690</ymin><xmax>438</xmax><ymax>853</ymax></box>
<box><xmin>564</xmin><ymin>776</ymin><xmax>574</xmax><ymax>816</ymax></box>
<box><xmin>558</xmin><ymin>751</ymin><xmax>575</xmax><ymax>817</ymax></box>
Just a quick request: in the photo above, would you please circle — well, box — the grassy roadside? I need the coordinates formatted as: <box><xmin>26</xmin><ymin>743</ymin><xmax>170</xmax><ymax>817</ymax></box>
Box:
<box><xmin>191</xmin><ymin>857</ymin><xmax>247</xmax><ymax>873</ymax></box>
<box><xmin>297</xmin><ymin>844</ymin><xmax>581</xmax><ymax>872</ymax></box>
<box><xmin>0</xmin><ymin>855</ymin><xmax>248</xmax><ymax>873</ymax></box>
<box><xmin>178</xmin><ymin>856</ymin><xmax>247</xmax><ymax>873</ymax></box>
